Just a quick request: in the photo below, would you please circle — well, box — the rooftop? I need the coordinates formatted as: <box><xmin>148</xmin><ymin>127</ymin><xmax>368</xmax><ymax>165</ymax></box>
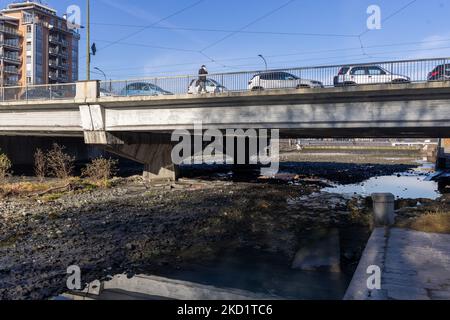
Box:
<box><xmin>3</xmin><ymin>1</ymin><xmax>57</xmax><ymax>16</ymax></box>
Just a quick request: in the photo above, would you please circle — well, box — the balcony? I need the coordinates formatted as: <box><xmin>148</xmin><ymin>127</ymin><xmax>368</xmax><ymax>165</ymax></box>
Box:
<box><xmin>59</xmin><ymin>50</ymin><xmax>69</xmax><ymax>58</ymax></box>
<box><xmin>49</xmin><ymin>60</ymin><xmax>59</xmax><ymax>68</ymax></box>
<box><xmin>0</xmin><ymin>25</ymin><xmax>20</xmax><ymax>37</ymax></box>
<box><xmin>0</xmin><ymin>53</ymin><xmax>21</xmax><ymax>64</ymax></box>
<box><xmin>2</xmin><ymin>66</ymin><xmax>19</xmax><ymax>74</ymax></box>
<box><xmin>49</xmin><ymin>36</ymin><xmax>69</xmax><ymax>47</ymax></box>
<box><xmin>49</xmin><ymin>47</ymin><xmax>59</xmax><ymax>55</ymax></box>
<box><xmin>49</xmin><ymin>36</ymin><xmax>60</xmax><ymax>44</ymax></box>
<box><xmin>59</xmin><ymin>63</ymin><xmax>69</xmax><ymax>70</ymax></box>
<box><xmin>58</xmin><ymin>76</ymin><xmax>68</xmax><ymax>83</ymax></box>
<box><xmin>60</xmin><ymin>39</ymin><xmax>69</xmax><ymax>47</ymax></box>
<box><xmin>0</xmin><ymin>39</ymin><xmax>20</xmax><ymax>50</ymax></box>
<box><xmin>3</xmin><ymin>79</ymin><xmax>19</xmax><ymax>86</ymax></box>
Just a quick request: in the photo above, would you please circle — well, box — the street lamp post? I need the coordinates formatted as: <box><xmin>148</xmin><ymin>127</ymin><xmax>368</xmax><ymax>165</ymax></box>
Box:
<box><xmin>258</xmin><ymin>54</ymin><xmax>268</xmax><ymax>71</ymax></box>
<box><xmin>94</xmin><ymin>67</ymin><xmax>107</xmax><ymax>82</ymax></box>
<box><xmin>86</xmin><ymin>0</ymin><xmax>91</xmax><ymax>80</ymax></box>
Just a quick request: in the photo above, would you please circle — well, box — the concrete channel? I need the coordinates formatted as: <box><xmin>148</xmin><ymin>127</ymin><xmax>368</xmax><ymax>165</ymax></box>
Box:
<box><xmin>60</xmin><ymin>192</ymin><xmax>450</xmax><ymax>301</ymax></box>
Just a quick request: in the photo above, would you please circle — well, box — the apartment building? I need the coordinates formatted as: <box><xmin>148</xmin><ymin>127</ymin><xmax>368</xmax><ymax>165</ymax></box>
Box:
<box><xmin>0</xmin><ymin>14</ymin><xmax>21</xmax><ymax>86</ymax></box>
<box><xmin>0</xmin><ymin>1</ymin><xmax>80</xmax><ymax>87</ymax></box>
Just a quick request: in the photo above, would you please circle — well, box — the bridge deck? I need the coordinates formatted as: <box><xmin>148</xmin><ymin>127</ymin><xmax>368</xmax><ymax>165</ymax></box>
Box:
<box><xmin>1</xmin><ymin>82</ymin><xmax>450</xmax><ymax>138</ymax></box>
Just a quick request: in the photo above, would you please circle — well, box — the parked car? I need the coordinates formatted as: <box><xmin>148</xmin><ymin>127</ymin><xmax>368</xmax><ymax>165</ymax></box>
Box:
<box><xmin>188</xmin><ymin>78</ymin><xmax>227</xmax><ymax>94</ymax></box>
<box><xmin>334</xmin><ymin>65</ymin><xmax>410</xmax><ymax>86</ymax></box>
<box><xmin>20</xmin><ymin>88</ymin><xmax>63</xmax><ymax>100</ymax></box>
<box><xmin>248</xmin><ymin>71</ymin><xmax>323</xmax><ymax>91</ymax></box>
<box><xmin>428</xmin><ymin>64</ymin><xmax>450</xmax><ymax>81</ymax></box>
<box><xmin>120</xmin><ymin>82</ymin><xmax>172</xmax><ymax>96</ymax></box>
<box><xmin>99</xmin><ymin>88</ymin><xmax>114</xmax><ymax>97</ymax></box>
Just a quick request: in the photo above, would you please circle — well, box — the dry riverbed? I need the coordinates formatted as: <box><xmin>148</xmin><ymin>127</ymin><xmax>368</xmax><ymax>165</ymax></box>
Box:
<box><xmin>0</xmin><ymin>151</ymin><xmax>448</xmax><ymax>300</ymax></box>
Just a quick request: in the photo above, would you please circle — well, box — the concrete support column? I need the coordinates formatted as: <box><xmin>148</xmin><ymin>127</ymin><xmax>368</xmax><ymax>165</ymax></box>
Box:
<box><xmin>106</xmin><ymin>142</ymin><xmax>178</xmax><ymax>182</ymax></box>
<box><xmin>437</xmin><ymin>138</ymin><xmax>450</xmax><ymax>169</ymax></box>
<box><xmin>143</xmin><ymin>143</ymin><xmax>178</xmax><ymax>182</ymax></box>
<box><xmin>372</xmin><ymin>193</ymin><xmax>395</xmax><ymax>226</ymax></box>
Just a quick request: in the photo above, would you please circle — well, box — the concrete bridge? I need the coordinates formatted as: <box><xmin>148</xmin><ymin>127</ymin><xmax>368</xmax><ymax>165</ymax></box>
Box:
<box><xmin>1</xmin><ymin>80</ymin><xmax>450</xmax><ymax>180</ymax></box>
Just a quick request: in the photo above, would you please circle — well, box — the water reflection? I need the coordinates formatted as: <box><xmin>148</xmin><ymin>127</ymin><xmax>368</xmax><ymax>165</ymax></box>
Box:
<box><xmin>322</xmin><ymin>163</ymin><xmax>441</xmax><ymax>200</ymax></box>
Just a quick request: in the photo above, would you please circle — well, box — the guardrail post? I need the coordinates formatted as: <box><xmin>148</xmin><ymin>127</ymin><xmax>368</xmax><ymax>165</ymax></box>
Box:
<box><xmin>75</xmin><ymin>80</ymin><xmax>100</xmax><ymax>100</ymax></box>
<box><xmin>372</xmin><ymin>193</ymin><xmax>395</xmax><ymax>226</ymax></box>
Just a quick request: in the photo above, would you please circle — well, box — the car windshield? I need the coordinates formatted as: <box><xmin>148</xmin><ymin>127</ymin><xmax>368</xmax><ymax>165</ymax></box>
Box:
<box><xmin>445</xmin><ymin>65</ymin><xmax>450</xmax><ymax>74</ymax></box>
<box><xmin>338</xmin><ymin>67</ymin><xmax>350</xmax><ymax>75</ymax></box>
<box><xmin>283</xmin><ymin>73</ymin><xmax>298</xmax><ymax>80</ymax></box>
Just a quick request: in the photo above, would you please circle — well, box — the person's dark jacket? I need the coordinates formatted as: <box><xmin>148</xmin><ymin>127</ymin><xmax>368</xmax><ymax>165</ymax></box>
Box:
<box><xmin>198</xmin><ymin>68</ymin><xmax>208</xmax><ymax>81</ymax></box>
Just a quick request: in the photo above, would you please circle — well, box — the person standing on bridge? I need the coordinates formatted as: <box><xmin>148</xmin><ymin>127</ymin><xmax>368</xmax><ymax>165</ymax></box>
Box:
<box><xmin>198</xmin><ymin>65</ymin><xmax>208</xmax><ymax>94</ymax></box>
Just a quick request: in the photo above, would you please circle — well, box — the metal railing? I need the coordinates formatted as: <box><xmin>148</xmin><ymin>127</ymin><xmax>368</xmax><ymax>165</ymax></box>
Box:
<box><xmin>0</xmin><ymin>25</ymin><xmax>20</xmax><ymax>36</ymax></box>
<box><xmin>99</xmin><ymin>57</ymin><xmax>450</xmax><ymax>97</ymax></box>
<box><xmin>0</xmin><ymin>83</ymin><xmax>76</xmax><ymax>102</ymax></box>
<box><xmin>0</xmin><ymin>39</ymin><xmax>20</xmax><ymax>48</ymax></box>
<box><xmin>2</xmin><ymin>66</ymin><xmax>19</xmax><ymax>74</ymax></box>
<box><xmin>0</xmin><ymin>52</ymin><xmax>21</xmax><ymax>63</ymax></box>
<box><xmin>0</xmin><ymin>57</ymin><xmax>449</xmax><ymax>103</ymax></box>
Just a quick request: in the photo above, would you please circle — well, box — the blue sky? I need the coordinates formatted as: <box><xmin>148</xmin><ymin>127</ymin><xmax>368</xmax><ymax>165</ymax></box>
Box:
<box><xmin>2</xmin><ymin>0</ymin><xmax>449</xmax><ymax>80</ymax></box>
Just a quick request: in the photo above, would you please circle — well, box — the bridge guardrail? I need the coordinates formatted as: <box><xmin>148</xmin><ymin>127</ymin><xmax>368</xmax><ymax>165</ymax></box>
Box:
<box><xmin>0</xmin><ymin>83</ymin><xmax>76</xmax><ymax>102</ymax></box>
<box><xmin>99</xmin><ymin>57</ymin><xmax>450</xmax><ymax>97</ymax></box>
<box><xmin>0</xmin><ymin>57</ymin><xmax>449</xmax><ymax>103</ymax></box>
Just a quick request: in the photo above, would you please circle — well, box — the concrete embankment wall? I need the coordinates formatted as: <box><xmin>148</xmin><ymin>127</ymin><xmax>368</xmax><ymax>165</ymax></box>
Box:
<box><xmin>0</xmin><ymin>136</ymin><xmax>103</xmax><ymax>166</ymax></box>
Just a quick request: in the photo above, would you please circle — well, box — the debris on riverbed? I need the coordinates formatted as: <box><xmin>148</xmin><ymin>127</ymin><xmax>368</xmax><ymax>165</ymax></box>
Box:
<box><xmin>0</xmin><ymin>153</ymin><xmax>446</xmax><ymax>300</ymax></box>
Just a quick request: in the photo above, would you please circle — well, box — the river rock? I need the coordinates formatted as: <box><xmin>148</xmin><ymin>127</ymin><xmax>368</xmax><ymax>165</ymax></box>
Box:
<box><xmin>291</xmin><ymin>228</ymin><xmax>341</xmax><ymax>273</ymax></box>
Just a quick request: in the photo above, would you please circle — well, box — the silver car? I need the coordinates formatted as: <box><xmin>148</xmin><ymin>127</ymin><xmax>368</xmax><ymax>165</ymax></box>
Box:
<box><xmin>334</xmin><ymin>65</ymin><xmax>410</xmax><ymax>86</ymax></box>
<box><xmin>188</xmin><ymin>78</ymin><xmax>227</xmax><ymax>94</ymax></box>
<box><xmin>248</xmin><ymin>71</ymin><xmax>323</xmax><ymax>91</ymax></box>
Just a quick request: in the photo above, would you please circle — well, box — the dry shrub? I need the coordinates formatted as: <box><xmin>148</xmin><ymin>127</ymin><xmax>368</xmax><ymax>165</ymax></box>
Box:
<box><xmin>397</xmin><ymin>210</ymin><xmax>450</xmax><ymax>234</ymax></box>
<box><xmin>46</xmin><ymin>144</ymin><xmax>75</xmax><ymax>179</ymax></box>
<box><xmin>34</xmin><ymin>148</ymin><xmax>47</xmax><ymax>181</ymax></box>
<box><xmin>82</xmin><ymin>157</ymin><xmax>118</xmax><ymax>183</ymax></box>
<box><xmin>0</xmin><ymin>182</ymin><xmax>51</xmax><ymax>198</ymax></box>
<box><xmin>0</xmin><ymin>152</ymin><xmax>12</xmax><ymax>181</ymax></box>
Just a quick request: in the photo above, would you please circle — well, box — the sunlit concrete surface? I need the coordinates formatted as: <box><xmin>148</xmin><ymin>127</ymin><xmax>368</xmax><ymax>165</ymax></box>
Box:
<box><xmin>345</xmin><ymin>228</ymin><xmax>450</xmax><ymax>300</ymax></box>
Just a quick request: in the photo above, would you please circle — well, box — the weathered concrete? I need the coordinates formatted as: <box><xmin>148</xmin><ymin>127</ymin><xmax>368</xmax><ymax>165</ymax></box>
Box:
<box><xmin>345</xmin><ymin>228</ymin><xmax>450</xmax><ymax>300</ymax></box>
<box><xmin>372</xmin><ymin>193</ymin><xmax>396</xmax><ymax>226</ymax></box>
<box><xmin>103</xmin><ymin>139</ymin><xmax>178</xmax><ymax>181</ymax></box>
<box><xmin>66</xmin><ymin>274</ymin><xmax>279</xmax><ymax>300</ymax></box>
<box><xmin>1</xmin><ymin>82</ymin><xmax>450</xmax><ymax>138</ymax></box>
<box><xmin>2</xmin><ymin>81</ymin><xmax>450</xmax><ymax>179</ymax></box>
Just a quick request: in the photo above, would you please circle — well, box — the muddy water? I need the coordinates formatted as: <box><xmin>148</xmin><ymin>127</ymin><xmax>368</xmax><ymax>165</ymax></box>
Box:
<box><xmin>151</xmin><ymin>227</ymin><xmax>370</xmax><ymax>300</ymax></box>
<box><xmin>154</xmin><ymin>249</ymin><xmax>349</xmax><ymax>299</ymax></box>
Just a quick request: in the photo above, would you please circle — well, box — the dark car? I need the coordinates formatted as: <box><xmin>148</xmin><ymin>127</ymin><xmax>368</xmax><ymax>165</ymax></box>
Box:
<box><xmin>428</xmin><ymin>64</ymin><xmax>450</xmax><ymax>81</ymax></box>
<box><xmin>20</xmin><ymin>88</ymin><xmax>63</xmax><ymax>100</ymax></box>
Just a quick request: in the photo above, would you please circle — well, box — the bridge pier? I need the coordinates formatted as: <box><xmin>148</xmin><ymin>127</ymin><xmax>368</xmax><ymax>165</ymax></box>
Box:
<box><xmin>80</xmin><ymin>102</ymin><xmax>178</xmax><ymax>182</ymax></box>
<box><xmin>437</xmin><ymin>139</ymin><xmax>450</xmax><ymax>169</ymax></box>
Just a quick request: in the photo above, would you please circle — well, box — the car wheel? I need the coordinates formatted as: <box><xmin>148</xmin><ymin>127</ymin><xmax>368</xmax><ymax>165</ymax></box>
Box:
<box><xmin>343</xmin><ymin>82</ymin><xmax>357</xmax><ymax>86</ymax></box>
